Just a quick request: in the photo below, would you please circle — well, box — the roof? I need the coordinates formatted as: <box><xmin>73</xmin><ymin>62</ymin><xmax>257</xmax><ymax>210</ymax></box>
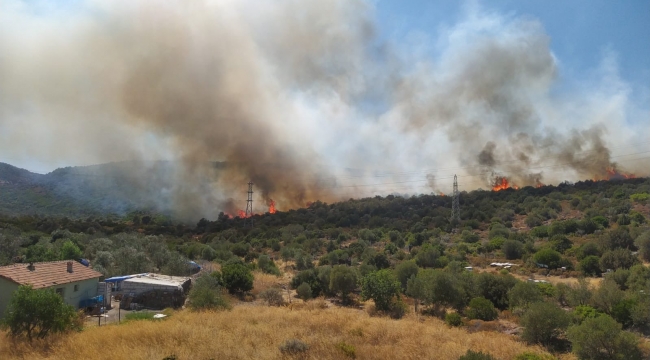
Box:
<box><xmin>0</xmin><ymin>261</ymin><xmax>103</xmax><ymax>289</ymax></box>
<box><xmin>104</xmin><ymin>274</ymin><xmax>147</xmax><ymax>283</ymax></box>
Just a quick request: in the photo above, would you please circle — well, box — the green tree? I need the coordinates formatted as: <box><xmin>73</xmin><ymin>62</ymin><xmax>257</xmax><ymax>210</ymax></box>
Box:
<box><xmin>508</xmin><ymin>282</ymin><xmax>543</xmax><ymax>312</ymax></box>
<box><xmin>501</xmin><ymin>240</ymin><xmax>524</xmax><ymax>260</ymax></box>
<box><xmin>599</xmin><ymin>248</ymin><xmax>638</xmax><ymax>271</ymax></box>
<box><xmin>476</xmin><ymin>272</ymin><xmax>516</xmax><ymax>310</ymax></box>
<box><xmin>360</xmin><ymin>269</ymin><xmax>401</xmax><ymax>312</ymax></box>
<box><xmin>567</xmin><ymin>315</ymin><xmax>642</xmax><ymax>360</ymax></box>
<box><xmin>634</xmin><ymin>230</ymin><xmax>650</xmax><ymax>262</ymax></box>
<box><xmin>579</xmin><ymin>256</ymin><xmax>602</xmax><ymax>277</ymax></box>
<box><xmin>466</xmin><ymin>297</ymin><xmax>498</xmax><ymax>321</ymax></box>
<box><xmin>329</xmin><ymin>265</ymin><xmax>358</xmax><ymax>304</ymax></box>
<box><xmin>394</xmin><ymin>260</ymin><xmax>419</xmax><ymax>290</ymax></box>
<box><xmin>221</xmin><ymin>262</ymin><xmax>254</xmax><ymax>294</ymax></box>
<box><xmin>1</xmin><ymin>286</ymin><xmax>77</xmax><ymax>341</ymax></box>
<box><xmin>520</xmin><ymin>301</ymin><xmax>570</xmax><ymax>346</ymax></box>
<box><xmin>533</xmin><ymin>248</ymin><xmax>562</xmax><ymax>269</ymax></box>
<box><xmin>60</xmin><ymin>240</ymin><xmax>82</xmax><ymax>260</ymax></box>
<box><xmin>296</xmin><ymin>282</ymin><xmax>312</xmax><ymax>300</ymax></box>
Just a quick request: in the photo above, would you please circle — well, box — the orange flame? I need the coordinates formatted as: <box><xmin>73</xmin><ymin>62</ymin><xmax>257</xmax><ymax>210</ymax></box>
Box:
<box><xmin>605</xmin><ymin>167</ymin><xmax>635</xmax><ymax>180</ymax></box>
<box><xmin>268</xmin><ymin>199</ymin><xmax>276</xmax><ymax>214</ymax></box>
<box><xmin>237</xmin><ymin>210</ymin><xmax>247</xmax><ymax>218</ymax></box>
<box><xmin>492</xmin><ymin>176</ymin><xmax>518</xmax><ymax>191</ymax></box>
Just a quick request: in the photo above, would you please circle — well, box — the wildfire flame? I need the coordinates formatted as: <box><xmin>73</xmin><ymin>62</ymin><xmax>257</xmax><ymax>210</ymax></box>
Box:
<box><xmin>492</xmin><ymin>176</ymin><xmax>518</xmax><ymax>191</ymax></box>
<box><xmin>237</xmin><ymin>210</ymin><xmax>247</xmax><ymax>218</ymax></box>
<box><xmin>268</xmin><ymin>199</ymin><xmax>276</xmax><ymax>214</ymax></box>
<box><xmin>605</xmin><ymin>167</ymin><xmax>636</xmax><ymax>180</ymax></box>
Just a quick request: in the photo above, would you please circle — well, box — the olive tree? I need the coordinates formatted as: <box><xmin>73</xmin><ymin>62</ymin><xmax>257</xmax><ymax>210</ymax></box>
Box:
<box><xmin>1</xmin><ymin>286</ymin><xmax>77</xmax><ymax>341</ymax></box>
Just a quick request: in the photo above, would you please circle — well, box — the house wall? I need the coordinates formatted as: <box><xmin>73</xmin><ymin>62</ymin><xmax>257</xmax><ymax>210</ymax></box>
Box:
<box><xmin>0</xmin><ymin>278</ymin><xmax>20</xmax><ymax>319</ymax></box>
<box><xmin>53</xmin><ymin>278</ymin><xmax>100</xmax><ymax>308</ymax></box>
<box><xmin>0</xmin><ymin>277</ymin><xmax>99</xmax><ymax>319</ymax></box>
<box><xmin>118</xmin><ymin>281</ymin><xmax>182</xmax><ymax>296</ymax></box>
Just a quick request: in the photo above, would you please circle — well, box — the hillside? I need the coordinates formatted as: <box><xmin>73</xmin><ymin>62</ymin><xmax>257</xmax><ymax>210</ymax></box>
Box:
<box><xmin>0</xmin><ymin>161</ymin><xmax>217</xmax><ymax>218</ymax></box>
<box><xmin>1</xmin><ymin>177</ymin><xmax>650</xmax><ymax>359</ymax></box>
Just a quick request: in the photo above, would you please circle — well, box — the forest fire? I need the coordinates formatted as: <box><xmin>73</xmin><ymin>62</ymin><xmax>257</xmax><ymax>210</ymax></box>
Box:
<box><xmin>606</xmin><ymin>167</ymin><xmax>636</xmax><ymax>180</ymax></box>
<box><xmin>268</xmin><ymin>199</ymin><xmax>276</xmax><ymax>214</ymax></box>
<box><xmin>237</xmin><ymin>210</ymin><xmax>247</xmax><ymax>218</ymax></box>
<box><xmin>492</xmin><ymin>176</ymin><xmax>518</xmax><ymax>191</ymax></box>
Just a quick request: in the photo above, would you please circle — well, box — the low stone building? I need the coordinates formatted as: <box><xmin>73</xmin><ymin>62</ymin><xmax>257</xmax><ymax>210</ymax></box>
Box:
<box><xmin>0</xmin><ymin>261</ymin><xmax>103</xmax><ymax>318</ymax></box>
<box><xmin>106</xmin><ymin>273</ymin><xmax>191</xmax><ymax>310</ymax></box>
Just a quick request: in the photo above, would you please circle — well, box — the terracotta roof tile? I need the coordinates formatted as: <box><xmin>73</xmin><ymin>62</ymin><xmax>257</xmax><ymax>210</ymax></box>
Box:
<box><xmin>0</xmin><ymin>261</ymin><xmax>102</xmax><ymax>289</ymax></box>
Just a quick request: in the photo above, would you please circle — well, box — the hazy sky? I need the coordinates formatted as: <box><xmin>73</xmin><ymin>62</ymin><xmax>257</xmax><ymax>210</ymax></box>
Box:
<box><xmin>1</xmin><ymin>0</ymin><xmax>648</xmax><ymax>178</ymax></box>
<box><xmin>376</xmin><ymin>0</ymin><xmax>650</xmax><ymax>103</ymax></box>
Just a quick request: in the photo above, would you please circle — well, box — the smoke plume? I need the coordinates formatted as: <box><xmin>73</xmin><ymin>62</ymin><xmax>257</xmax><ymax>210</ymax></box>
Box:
<box><xmin>0</xmin><ymin>0</ymin><xmax>647</xmax><ymax>219</ymax></box>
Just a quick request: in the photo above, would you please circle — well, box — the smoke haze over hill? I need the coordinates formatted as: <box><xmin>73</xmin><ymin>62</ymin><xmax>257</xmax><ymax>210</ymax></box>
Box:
<box><xmin>0</xmin><ymin>0</ymin><xmax>648</xmax><ymax>219</ymax></box>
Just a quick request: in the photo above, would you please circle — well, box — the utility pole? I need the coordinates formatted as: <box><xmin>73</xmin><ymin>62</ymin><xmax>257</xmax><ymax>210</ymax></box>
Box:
<box><xmin>451</xmin><ymin>174</ymin><xmax>460</xmax><ymax>226</ymax></box>
<box><xmin>245</xmin><ymin>181</ymin><xmax>254</xmax><ymax>228</ymax></box>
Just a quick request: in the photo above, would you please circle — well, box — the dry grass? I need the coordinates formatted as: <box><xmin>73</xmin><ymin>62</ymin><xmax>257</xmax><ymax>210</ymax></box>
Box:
<box><xmin>0</xmin><ymin>303</ymin><xmax>555</xmax><ymax>360</ymax></box>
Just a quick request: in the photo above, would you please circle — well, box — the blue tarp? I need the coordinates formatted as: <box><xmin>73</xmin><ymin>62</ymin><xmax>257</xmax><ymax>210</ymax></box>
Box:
<box><xmin>79</xmin><ymin>259</ymin><xmax>90</xmax><ymax>267</ymax></box>
<box><xmin>188</xmin><ymin>261</ymin><xmax>201</xmax><ymax>270</ymax></box>
<box><xmin>79</xmin><ymin>295</ymin><xmax>103</xmax><ymax>308</ymax></box>
<box><xmin>104</xmin><ymin>273</ymin><xmax>148</xmax><ymax>283</ymax></box>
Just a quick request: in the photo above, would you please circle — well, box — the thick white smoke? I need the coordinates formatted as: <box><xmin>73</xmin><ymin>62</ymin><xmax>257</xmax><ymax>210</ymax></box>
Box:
<box><xmin>0</xmin><ymin>0</ymin><xmax>647</xmax><ymax>219</ymax></box>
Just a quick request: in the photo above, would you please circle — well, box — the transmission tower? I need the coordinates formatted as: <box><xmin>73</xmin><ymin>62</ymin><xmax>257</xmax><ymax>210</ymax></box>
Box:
<box><xmin>451</xmin><ymin>174</ymin><xmax>460</xmax><ymax>225</ymax></box>
<box><xmin>245</xmin><ymin>181</ymin><xmax>254</xmax><ymax>228</ymax></box>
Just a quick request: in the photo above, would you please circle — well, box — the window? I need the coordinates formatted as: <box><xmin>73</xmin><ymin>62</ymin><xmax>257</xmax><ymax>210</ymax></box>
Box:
<box><xmin>74</xmin><ymin>284</ymin><xmax>79</xmax><ymax>292</ymax></box>
<box><xmin>55</xmin><ymin>288</ymin><xmax>65</xmax><ymax>297</ymax></box>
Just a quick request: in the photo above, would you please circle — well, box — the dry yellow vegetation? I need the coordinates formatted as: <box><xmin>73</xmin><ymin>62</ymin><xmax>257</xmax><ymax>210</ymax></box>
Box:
<box><xmin>0</xmin><ymin>303</ymin><xmax>557</xmax><ymax>360</ymax></box>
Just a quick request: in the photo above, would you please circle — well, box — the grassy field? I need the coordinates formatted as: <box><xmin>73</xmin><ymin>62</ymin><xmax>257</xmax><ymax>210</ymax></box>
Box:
<box><xmin>0</xmin><ymin>303</ymin><xmax>563</xmax><ymax>360</ymax></box>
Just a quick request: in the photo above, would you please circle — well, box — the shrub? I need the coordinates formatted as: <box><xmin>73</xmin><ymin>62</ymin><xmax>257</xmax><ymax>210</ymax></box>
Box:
<box><xmin>1</xmin><ymin>285</ymin><xmax>78</xmax><ymax>341</ymax></box>
<box><xmin>567</xmin><ymin>314</ymin><xmax>642</xmax><ymax>360</ymax></box>
<box><xmin>476</xmin><ymin>272</ymin><xmax>517</xmax><ymax>310</ymax></box>
<box><xmin>445</xmin><ymin>312</ymin><xmax>462</xmax><ymax>327</ymax></box>
<box><xmin>394</xmin><ymin>260</ymin><xmax>419</xmax><ymax>290</ymax></box>
<box><xmin>329</xmin><ymin>265</ymin><xmax>358</xmax><ymax>304</ymax></box>
<box><xmin>296</xmin><ymin>282</ymin><xmax>312</xmax><ymax>300</ymax></box>
<box><xmin>337</xmin><ymin>342</ymin><xmax>356</xmax><ymax>358</ymax></box>
<box><xmin>360</xmin><ymin>269</ymin><xmax>401</xmax><ymax>312</ymax></box>
<box><xmin>466</xmin><ymin>297</ymin><xmax>498</xmax><ymax>321</ymax></box>
<box><xmin>533</xmin><ymin>248</ymin><xmax>561</xmax><ymax>269</ymax></box>
<box><xmin>279</xmin><ymin>339</ymin><xmax>309</xmax><ymax>355</ymax></box>
<box><xmin>520</xmin><ymin>301</ymin><xmax>570</xmax><ymax>346</ymax></box>
<box><xmin>630</xmin><ymin>193</ymin><xmax>650</xmax><ymax>203</ymax></box>
<box><xmin>501</xmin><ymin>239</ymin><xmax>523</xmax><ymax>260</ymax></box>
<box><xmin>508</xmin><ymin>282</ymin><xmax>543</xmax><ymax>311</ymax></box>
<box><xmin>635</xmin><ymin>230</ymin><xmax>650</xmax><ymax>262</ymax></box>
<box><xmin>592</xmin><ymin>216</ymin><xmax>609</xmax><ymax>228</ymax></box>
<box><xmin>257</xmin><ymin>255</ymin><xmax>281</xmax><ymax>276</ymax></box>
<box><xmin>572</xmin><ymin>305</ymin><xmax>601</xmax><ymax>323</ymax></box>
<box><xmin>579</xmin><ymin>255</ymin><xmax>602</xmax><ymax>276</ymax></box>
<box><xmin>260</xmin><ymin>288</ymin><xmax>285</xmax><ymax>306</ymax></box>
<box><xmin>461</xmin><ymin>230</ymin><xmax>479</xmax><ymax>243</ymax></box>
<box><xmin>600</xmin><ymin>248</ymin><xmax>638</xmax><ymax>271</ymax></box>
<box><xmin>124</xmin><ymin>311</ymin><xmax>158</xmax><ymax>321</ymax></box>
<box><xmin>221</xmin><ymin>262</ymin><xmax>254</xmax><ymax>294</ymax></box>
<box><xmin>188</xmin><ymin>273</ymin><xmax>230</xmax><ymax>311</ymax></box>
<box><xmin>458</xmin><ymin>350</ymin><xmax>496</xmax><ymax>360</ymax></box>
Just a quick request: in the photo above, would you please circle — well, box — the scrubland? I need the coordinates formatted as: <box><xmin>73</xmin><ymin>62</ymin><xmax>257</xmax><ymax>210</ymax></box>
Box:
<box><xmin>0</xmin><ymin>303</ymin><xmax>558</xmax><ymax>360</ymax></box>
